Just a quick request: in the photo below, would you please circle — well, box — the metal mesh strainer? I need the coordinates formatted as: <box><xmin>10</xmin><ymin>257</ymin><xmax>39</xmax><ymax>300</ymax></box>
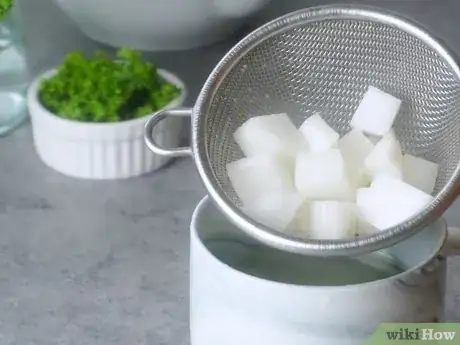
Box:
<box><xmin>144</xmin><ymin>5</ymin><xmax>460</xmax><ymax>256</ymax></box>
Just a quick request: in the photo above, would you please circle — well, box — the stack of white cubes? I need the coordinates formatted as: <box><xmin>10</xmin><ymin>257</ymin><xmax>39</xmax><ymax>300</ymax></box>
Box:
<box><xmin>227</xmin><ymin>86</ymin><xmax>438</xmax><ymax>240</ymax></box>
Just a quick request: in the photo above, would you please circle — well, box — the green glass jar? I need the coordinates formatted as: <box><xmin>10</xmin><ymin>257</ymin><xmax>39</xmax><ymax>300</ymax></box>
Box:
<box><xmin>0</xmin><ymin>1</ymin><xmax>29</xmax><ymax>136</ymax></box>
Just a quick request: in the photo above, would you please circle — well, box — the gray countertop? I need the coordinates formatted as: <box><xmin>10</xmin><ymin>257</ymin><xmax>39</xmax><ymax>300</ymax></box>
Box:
<box><xmin>0</xmin><ymin>0</ymin><xmax>459</xmax><ymax>344</ymax></box>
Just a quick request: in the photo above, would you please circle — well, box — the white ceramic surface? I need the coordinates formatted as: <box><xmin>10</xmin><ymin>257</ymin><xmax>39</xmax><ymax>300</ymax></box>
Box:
<box><xmin>27</xmin><ymin>68</ymin><xmax>186</xmax><ymax>180</ymax></box>
<box><xmin>53</xmin><ymin>0</ymin><xmax>273</xmax><ymax>51</ymax></box>
<box><xmin>190</xmin><ymin>196</ymin><xmax>460</xmax><ymax>345</ymax></box>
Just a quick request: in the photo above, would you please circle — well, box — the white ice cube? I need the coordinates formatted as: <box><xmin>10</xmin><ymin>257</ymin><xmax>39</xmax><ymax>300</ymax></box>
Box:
<box><xmin>243</xmin><ymin>193</ymin><xmax>308</xmax><ymax>233</ymax></box>
<box><xmin>227</xmin><ymin>155</ymin><xmax>295</xmax><ymax>206</ymax></box>
<box><xmin>233</xmin><ymin>113</ymin><xmax>307</xmax><ymax>158</ymax></box>
<box><xmin>364</xmin><ymin>130</ymin><xmax>403</xmax><ymax>180</ymax></box>
<box><xmin>294</xmin><ymin>149</ymin><xmax>355</xmax><ymax>201</ymax></box>
<box><xmin>299</xmin><ymin>113</ymin><xmax>340</xmax><ymax>153</ymax></box>
<box><xmin>402</xmin><ymin>154</ymin><xmax>439</xmax><ymax>194</ymax></box>
<box><xmin>350</xmin><ymin>86</ymin><xmax>402</xmax><ymax>137</ymax></box>
<box><xmin>339</xmin><ymin>129</ymin><xmax>374</xmax><ymax>187</ymax></box>
<box><xmin>356</xmin><ymin>188</ymin><xmax>379</xmax><ymax>227</ymax></box>
<box><xmin>290</xmin><ymin>201</ymin><xmax>311</xmax><ymax>237</ymax></box>
<box><xmin>308</xmin><ymin>201</ymin><xmax>357</xmax><ymax>239</ymax></box>
<box><xmin>355</xmin><ymin>210</ymin><xmax>380</xmax><ymax>237</ymax></box>
<box><xmin>356</xmin><ymin>175</ymin><xmax>434</xmax><ymax>230</ymax></box>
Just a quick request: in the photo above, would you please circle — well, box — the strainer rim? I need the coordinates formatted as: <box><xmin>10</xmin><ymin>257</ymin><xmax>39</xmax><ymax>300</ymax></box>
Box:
<box><xmin>192</xmin><ymin>4</ymin><xmax>460</xmax><ymax>256</ymax></box>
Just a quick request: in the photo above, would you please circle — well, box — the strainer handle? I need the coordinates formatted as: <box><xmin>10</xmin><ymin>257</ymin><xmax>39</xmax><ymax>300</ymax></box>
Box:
<box><xmin>144</xmin><ymin>108</ymin><xmax>192</xmax><ymax>157</ymax></box>
<box><xmin>443</xmin><ymin>226</ymin><xmax>460</xmax><ymax>257</ymax></box>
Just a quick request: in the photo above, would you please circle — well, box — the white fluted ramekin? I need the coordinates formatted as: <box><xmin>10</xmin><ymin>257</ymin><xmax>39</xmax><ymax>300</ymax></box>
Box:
<box><xmin>27</xmin><ymin>68</ymin><xmax>186</xmax><ymax>179</ymax></box>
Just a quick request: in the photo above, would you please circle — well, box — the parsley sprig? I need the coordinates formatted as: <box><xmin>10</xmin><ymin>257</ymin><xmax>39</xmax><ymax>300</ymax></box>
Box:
<box><xmin>39</xmin><ymin>49</ymin><xmax>181</xmax><ymax>123</ymax></box>
<box><xmin>0</xmin><ymin>0</ymin><xmax>14</xmax><ymax>21</ymax></box>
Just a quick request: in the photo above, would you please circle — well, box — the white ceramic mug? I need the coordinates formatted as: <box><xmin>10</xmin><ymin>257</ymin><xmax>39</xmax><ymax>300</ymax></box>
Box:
<box><xmin>190</xmin><ymin>196</ymin><xmax>460</xmax><ymax>345</ymax></box>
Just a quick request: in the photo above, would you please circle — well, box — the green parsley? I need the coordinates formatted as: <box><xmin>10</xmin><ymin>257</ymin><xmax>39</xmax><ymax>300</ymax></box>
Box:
<box><xmin>0</xmin><ymin>0</ymin><xmax>14</xmax><ymax>21</ymax></box>
<box><xmin>39</xmin><ymin>48</ymin><xmax>181</xmax><ymax>123</ymax></box>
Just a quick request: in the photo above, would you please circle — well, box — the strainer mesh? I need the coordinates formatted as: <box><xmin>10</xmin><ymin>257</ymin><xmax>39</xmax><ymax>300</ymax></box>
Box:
<box><xmin>204</xmin><ymin>19</ymin><xmax>460</xmax><ymax>209</ymax></box>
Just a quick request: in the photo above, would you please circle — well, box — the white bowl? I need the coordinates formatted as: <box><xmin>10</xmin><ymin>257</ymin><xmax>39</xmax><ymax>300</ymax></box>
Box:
<box><xmin>190</xmin><ymin>196</ymin><xmax>460</xmax><ymax>345</ymax></box>
<box><xmin>53</xmin><ymin>0</ymin><xmax>273</xmax><ymax>51</ymax></box>
<box><xmin>27</xmin><ymin>68</ymin><xmax>186</xmax><ymax>179</ymax></box>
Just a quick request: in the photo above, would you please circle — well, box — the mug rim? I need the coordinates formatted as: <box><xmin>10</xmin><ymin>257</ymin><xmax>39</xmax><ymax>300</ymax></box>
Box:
<box><xmin>190</xmin><ymin>195</ymin><xmax>448</xmax><ymax>289</ymax></box>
